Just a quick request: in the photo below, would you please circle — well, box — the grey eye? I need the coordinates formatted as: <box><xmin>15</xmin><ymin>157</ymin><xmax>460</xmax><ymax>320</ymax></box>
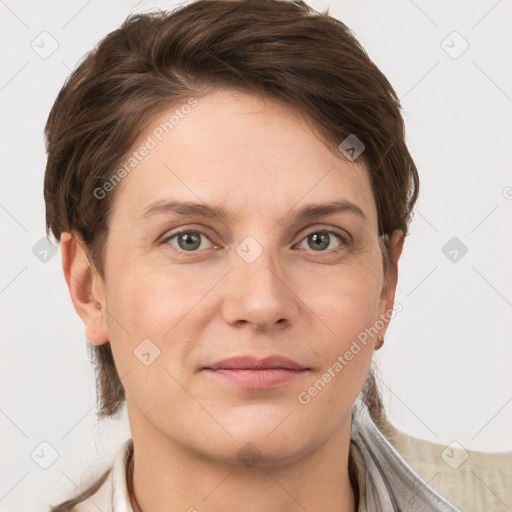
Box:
<box><xmin>166</xmin><ymin>231</ymin><xmax>210</xmax><ymax>251</ymax></box>
<box><xmin>297</xmin><ymin>230</ymin><xmax>344</xmax><ymax>252</ymax></box>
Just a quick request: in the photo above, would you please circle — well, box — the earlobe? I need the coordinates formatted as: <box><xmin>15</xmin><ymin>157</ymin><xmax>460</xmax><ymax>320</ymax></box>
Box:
<box><xmin>60</xmin><ymin>231</ymin><xmax>109</xmax><ymax>346</ymax></box>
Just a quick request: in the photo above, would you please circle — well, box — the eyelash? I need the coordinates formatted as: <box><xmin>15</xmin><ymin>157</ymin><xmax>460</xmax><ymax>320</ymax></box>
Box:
<box><xmin>161</xmin><ymin>227</ymin><xmax>350</xmax><ymax>255</ymax></box>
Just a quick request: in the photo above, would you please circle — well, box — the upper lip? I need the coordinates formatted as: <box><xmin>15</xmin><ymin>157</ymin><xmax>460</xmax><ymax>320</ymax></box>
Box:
<box><xmin>205</xmin><ymin>356</ymin><xmax>308</xmax><ymax>371</ymax></box>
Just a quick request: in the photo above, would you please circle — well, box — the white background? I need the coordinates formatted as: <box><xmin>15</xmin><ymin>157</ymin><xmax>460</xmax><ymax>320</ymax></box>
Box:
<box><xmin>0</xmin><ymin>0</ymin><xmax>511</xmax><ymax>510</ymax></box>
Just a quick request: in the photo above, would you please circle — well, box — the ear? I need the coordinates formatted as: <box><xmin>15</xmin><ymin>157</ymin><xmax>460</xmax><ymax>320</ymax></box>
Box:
<box><xmin>60</xmin><ymin>231</ymin><xmax>109</xmax><ymax>346</ymax></box>
<box><xmin>376</xmin><ymin>229</ymin><xmax>405</xmax><ymax>349</ymax></box>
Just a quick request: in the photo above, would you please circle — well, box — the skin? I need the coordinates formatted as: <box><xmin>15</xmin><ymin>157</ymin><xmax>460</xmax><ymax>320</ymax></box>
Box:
<box><xmin>61</xmin><ymin>89</ymin><xmax>404</xmax><ymax>512</ymax></box>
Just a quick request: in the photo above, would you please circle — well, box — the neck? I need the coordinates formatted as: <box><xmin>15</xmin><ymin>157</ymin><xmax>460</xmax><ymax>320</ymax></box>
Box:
<box><xmin>126</xmin><ymin>409</ymin><xmax>357</xmax><ymax>512</ymax></box>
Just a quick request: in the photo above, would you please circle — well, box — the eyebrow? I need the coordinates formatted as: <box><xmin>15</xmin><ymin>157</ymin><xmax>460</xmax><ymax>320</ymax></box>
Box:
<box><xmin>142</xmin><ymin>198</ymin><xmax>367</xmax><ymax>223</ymax></box>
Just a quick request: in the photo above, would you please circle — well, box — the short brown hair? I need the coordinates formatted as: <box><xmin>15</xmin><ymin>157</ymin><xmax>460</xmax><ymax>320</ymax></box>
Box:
<box><xmin>44</xmin><ymin>0</ymin><xmax>418</xmax><ymax>426</ymax></box>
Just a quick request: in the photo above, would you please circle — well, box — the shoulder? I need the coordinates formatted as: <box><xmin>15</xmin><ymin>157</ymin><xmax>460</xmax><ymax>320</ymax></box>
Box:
<box><xmin>49</xmin><ymin>469</ymin><xmax>113</xmax><ymax>512</ymax></box>
<box><xmin>50</xmin><ymin>439</ymin><xmax>133</xmax><ymax>512</ymax></box>
<box><xmin>379</xmin><ymin>417</ymin><xmax>512</xmax><ymax>512</ymax></box>
<box><xmin>73</xmin><ymin>470</ymin><xmax>114</xmax><ymax>512</ymax></box>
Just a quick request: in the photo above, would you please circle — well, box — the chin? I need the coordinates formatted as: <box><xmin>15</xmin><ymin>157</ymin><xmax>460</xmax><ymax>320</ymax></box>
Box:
<box><xmin>204</xmin><ymin>436</ymin><xmax>316</xmax><ymax>468</ymax></box>
<box><xmin>193</xmin><ymin>419</ymin><xmax>321</xmax><ymax>468</ymax></box>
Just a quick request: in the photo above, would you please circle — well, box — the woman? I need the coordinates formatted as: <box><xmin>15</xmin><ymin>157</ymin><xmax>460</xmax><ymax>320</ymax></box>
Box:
<box><xmin>44</xmin><ymin>0</ymin><xmax>460</xmax><ymax>510</ymax></box>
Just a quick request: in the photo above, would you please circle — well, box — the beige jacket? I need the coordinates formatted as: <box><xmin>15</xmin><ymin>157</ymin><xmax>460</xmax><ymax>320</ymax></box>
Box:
<box><xmin>378</xmin><ymin>417</ymin><xmax>512</xmax><ymax>511</ymax></box>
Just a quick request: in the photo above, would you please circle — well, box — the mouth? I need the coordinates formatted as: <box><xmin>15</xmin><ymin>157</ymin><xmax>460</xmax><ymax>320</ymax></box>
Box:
<box><xmin>203</xmin><ymin>355</ymin><xmax>309</xmax><ymax>389</ymax></box>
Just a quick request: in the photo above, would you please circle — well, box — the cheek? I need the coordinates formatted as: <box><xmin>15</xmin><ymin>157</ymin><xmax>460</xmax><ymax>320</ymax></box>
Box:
<box><xmin>102</xmin><ymin>258</ymin><xmax>218</xmax><ymax>378</ymax></box>
<box><xmin>310</xmin><ymin>257</ymin><xmax>383</xmax><ymax>339</ymax></box>
<box><xmin>302</xmin><ymin>257</ymin><xmax>382</xmax><ymax>372</ymax></box>
<box><xmin>101</xmin><ymin>271</ymin><xmax>193</xmax><ymax>419</ymax></box>
<box><xmin>318</xmin><ymin>280</ymin><xmax>379</xmax><ymax>369</ymax></box>
<box><xmin>289</xmin><ymin>269</ymin><xmax>381</xmax><ymax>437</ymax></box>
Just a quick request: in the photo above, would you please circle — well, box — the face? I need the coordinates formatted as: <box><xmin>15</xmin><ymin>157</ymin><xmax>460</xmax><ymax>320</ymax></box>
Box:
<box><xmin>73</xmin><ymin>89</ymin><xmax>401</xmax><ymax>466</ymax></box>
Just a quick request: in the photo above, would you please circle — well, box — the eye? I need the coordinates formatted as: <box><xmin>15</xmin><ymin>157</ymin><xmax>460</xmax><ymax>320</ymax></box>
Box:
<box><xmin>163</xmin><ymin>230</ymin><xmax>215</xmax><ymax>252</ymax></box>
<box><xmin>161</xmin><ymin>228</ymin><xmax>349</xmax><ymax>255</ymax></box>
<box><xmin>296</xmin><ymin>229</ymin><xmax>348</xmax><ymax>253</ymax></box>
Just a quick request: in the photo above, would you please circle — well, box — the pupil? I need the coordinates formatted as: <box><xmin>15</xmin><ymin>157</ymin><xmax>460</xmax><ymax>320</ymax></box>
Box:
<box><xmin>310</xmin><ymin>232</ymin><xmax>329</xmax><ymax>251</ymax></box>
<box><xmin>179</xmin><ymin>232</ymin><xmax>201</xmax><ymax>251</ymax></box>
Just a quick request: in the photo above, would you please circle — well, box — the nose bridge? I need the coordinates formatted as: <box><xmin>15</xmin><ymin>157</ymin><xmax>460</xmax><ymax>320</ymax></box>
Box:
<box><xmin>222</xmin><ymin>233</ymin><xmax>298</xmax><ymax>329</ymax></box>
<box><xmin>234</xmin><ymin>234</ymin><xmax>286</xmax><ymax>301</ymax></box>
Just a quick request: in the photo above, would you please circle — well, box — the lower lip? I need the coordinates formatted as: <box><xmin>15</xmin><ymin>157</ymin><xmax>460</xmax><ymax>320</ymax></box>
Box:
<box><xmin>204</xmin><ymin>368</ymin><xmax>307</xmax><ymax>388</ymax></box>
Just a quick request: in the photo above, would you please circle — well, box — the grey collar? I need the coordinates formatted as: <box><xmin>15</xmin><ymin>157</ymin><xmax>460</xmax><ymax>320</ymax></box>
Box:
<box><xmin>350</xmin><ymin>401</ymin><xmax>460</xmax><ymax>511</ymax></box>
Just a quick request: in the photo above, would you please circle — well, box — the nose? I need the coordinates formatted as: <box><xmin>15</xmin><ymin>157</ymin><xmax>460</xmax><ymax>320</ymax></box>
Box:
<box><xmin>221</xmin><ymin>244</ymin><xmax>300</xmax><ymax>332</ymax></box>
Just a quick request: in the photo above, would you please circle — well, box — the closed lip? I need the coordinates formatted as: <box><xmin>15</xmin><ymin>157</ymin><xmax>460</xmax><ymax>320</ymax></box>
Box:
<box><xmin>204</xmin><ymin>355</ymin><xmax>308</xmax><ymax>371</ymax></box>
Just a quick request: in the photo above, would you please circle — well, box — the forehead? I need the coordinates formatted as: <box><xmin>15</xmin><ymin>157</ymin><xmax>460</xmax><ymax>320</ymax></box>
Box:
<box><xmin>111</xmin><ymin>89</ymin><xmax>378</xmax><ymax>228</ymax></box>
